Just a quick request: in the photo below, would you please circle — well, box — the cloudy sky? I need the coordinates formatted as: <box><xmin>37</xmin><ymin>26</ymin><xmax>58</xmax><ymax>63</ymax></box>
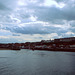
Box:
<box><xmin>0</xmin><ymin>0</ymin><xmax>75</xmax><ymax>43</ymax></box>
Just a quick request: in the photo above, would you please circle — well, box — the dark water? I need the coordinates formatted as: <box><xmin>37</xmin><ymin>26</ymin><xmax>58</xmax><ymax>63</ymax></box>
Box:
<box><xmin>0</xmin><ymin>49</ymin><xmax>75</xmax><ymax>75</ymax></box>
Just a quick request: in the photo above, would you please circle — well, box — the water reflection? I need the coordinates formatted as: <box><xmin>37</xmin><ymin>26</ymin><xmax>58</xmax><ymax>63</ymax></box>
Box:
<box><xmin>0</xmin><ymin>49</ymin><xmax>75</xmax><ymax>75</ymax></box>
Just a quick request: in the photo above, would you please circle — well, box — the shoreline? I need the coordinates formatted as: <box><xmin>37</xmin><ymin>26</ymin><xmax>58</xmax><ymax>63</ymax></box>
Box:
<box><xmin>0</xmin><ymin>48</ymin><xmax>21</xmax><ymax>50</ymax></box>
<box><xmin>0</xmin><ymin>48</ymin><xmax>11</xmax><ymax>50</ymax></box>
<box><xmin>0</xmin><ymin>48</ymin><xmax>75</xmax><ymax>52</ymax></box>
<box><xmin>31</xmin><ymin>48</ymin><xmax>75</xmax><ymax>52</ymax></box>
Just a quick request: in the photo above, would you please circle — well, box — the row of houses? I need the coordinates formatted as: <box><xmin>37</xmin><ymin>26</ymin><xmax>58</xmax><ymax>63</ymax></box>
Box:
<box><xmin>31</xmin><ymin>37</ymin><xmax>75</xmax><ymax>50</ymax></box>
<box><xmin>0</xmin><ymin>37</ymin><xmax>75</xmax><ymax>50</ymax></box>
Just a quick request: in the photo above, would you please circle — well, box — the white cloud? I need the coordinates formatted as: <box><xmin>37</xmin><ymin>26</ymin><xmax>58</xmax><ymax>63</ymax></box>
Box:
<box><xmin>29</xmin><ymin>15</ymin><xmax>37</xmax><ymax>21</ymax></box>
<box><xmin>0</xmin><ymin>0</ymin><xmax>75</xmax><ymax>43</ymax></box>
<box><xmin>44</xmin><ymin>0</ymin><xmax>57</xmax><ymax>7</ymax></box>
<box><xmin>65</xmin><ymin>31</ymin><xmax>75</xmax><ymax>35</ymax></box>
<box><xmin>0</xmin><ymin>29</ymin><xmax>12</xmax><ymax>36</ymax></box>
<box><xmin>0</xmin><ymin>33</ymin><xmax>59</xmax><ymax>43</ymax></box>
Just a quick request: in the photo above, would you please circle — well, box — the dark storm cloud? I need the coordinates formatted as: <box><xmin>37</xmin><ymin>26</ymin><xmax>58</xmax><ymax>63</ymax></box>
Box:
<box><xmin>70</xmin><ymin>21</ymin><xmax>75</xmax><ymax>27</ymax></box>
<box><xmin>12</xmin><ymin>34</ymin><xmax>20</xmax><ymax>36</ymax></box>
<box><xmin>0</xmin><ymin>3</ymin><xmax>10</xmax><ymax>10</ymax></box>
<box><xmin>5</xmin><ymin>23</ymin><xmax>49</xmax><ymax>34</ymax></box>
<box><xmin>54</xmin><ymin>0</ymin><xmax>68</xmax><ymax>3</ymax></box>
<box><xmin>0</xmin><ymin>0</ymin><xmax>75</xmax><ymax>24</ymax></box>
<box><xmin>33</xmin><ymin>6</ymin><xmax>63</xmax><ymax>22</ymax></box>
<box><xmin>32</xmin><ymin>3</ymin><xmax>75</xmax><ymax>23</ymax></box>
<box><xmin>4</xmin><ymin>22</ymin><xmax>68</xmax><ymax>35</ymax></box>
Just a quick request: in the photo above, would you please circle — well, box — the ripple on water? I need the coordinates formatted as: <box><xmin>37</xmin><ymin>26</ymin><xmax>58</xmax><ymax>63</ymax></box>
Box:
<box><xmin>0</xmin><ymin>50</ymin><xmax>75</xmax><ymax>75</ymax></box>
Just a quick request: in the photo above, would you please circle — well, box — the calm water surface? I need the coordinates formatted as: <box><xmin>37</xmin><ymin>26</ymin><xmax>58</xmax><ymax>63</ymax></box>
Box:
<box><xmin>0</xmin><ymin>49</ymin><xmax>75</xmax><ymax>75</ymax></box>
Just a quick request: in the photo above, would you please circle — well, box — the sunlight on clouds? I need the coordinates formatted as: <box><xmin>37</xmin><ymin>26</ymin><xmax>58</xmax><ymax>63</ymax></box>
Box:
<box><xmin>30</xmin><ymin>15</ymin><xmax>37</xmax><ymax>21</ymax></box>
<box><xmin>9</xmin><ymin>15</ymin><xmax>21</xmax><ymax>24</ymax></box>
<box><xmin>18</xmin><ymin>0</ymin><xmax>38</xmax><ymax>6</ymax></box>
<box><xmin>18</xmin><ymin>21</ymin><xmax>50</xmax><ymax>28</ymax></box>
<box><xmin>29</xmin><ymin>0</ymin><xmax>38</xmax><ymax>3</ymax></box>
<box><xmin>61</xmin><ymin>31</ymin><xmax>75</xmax><ymax>38</ymax></box>
<box><xmin>0</xmin><ymin>29</ymin><xmax>12</xmax><ymax>36</ymax></box>
<box><xmin>44</xmin><ymin>0</ymin><xmax>57</xmax><ymax>7</ymax></box>
<box><xmin>0</xmin><ymin>36</ymin><xmax>9</xmax><ymax>39</ymax></box>
<box><xmin>66</xmin><ymin>31</ymin><xmax>75</xmax><ymax>35</ymax></box>
<box><xmin>58</xmin><ymin>2</ymin><xmax>65</xmax><ymax>8</ymax></box>
<box><xmin>18</xmin><ymin>0</ymin><xmax>26</xmax><ymax>6</ymax></box>
<box><xmin>53</xmin><ymin>20</ymin><xmax>71</xmax><ymax>30</ymax></box>
<box><xmin>32</xmin><ymin>33</ymin><xmax>58</xmax><ymax>40</ymax></box>
<box><xmin>0</xmin><ymin>33</ymin><xmax>59</xmax><ymax>43</ymax></box>
<box><xmin>53</xmin><ymin>24</ymin><xmax>70</xmax><ymax>30</ymax></box>
<box><xmin>44</xmin><ymin>0</ymin><xmax>65</xmax><ymax>8</ymax></box>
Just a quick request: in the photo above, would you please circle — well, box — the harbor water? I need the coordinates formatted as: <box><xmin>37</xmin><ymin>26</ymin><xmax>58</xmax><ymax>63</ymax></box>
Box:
<box><xmin>0</xmin><ymin>49</ymin><xmax>75</xmax><ymax>75</ymax></box>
